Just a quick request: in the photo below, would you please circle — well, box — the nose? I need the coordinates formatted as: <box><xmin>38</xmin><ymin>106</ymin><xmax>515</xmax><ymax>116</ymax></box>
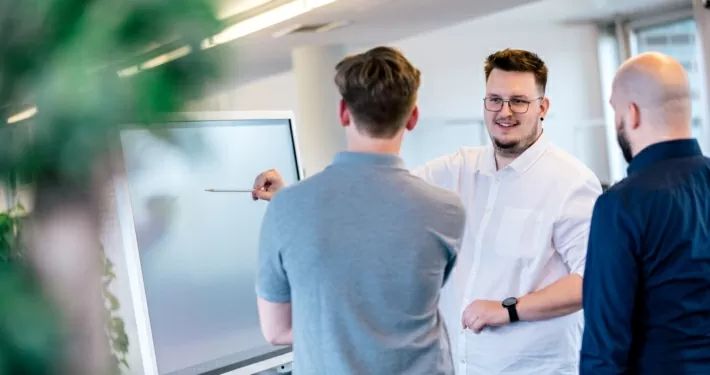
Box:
<box><xmin>499</xmin><ymin>102</ymin><xmax>514</xmax><ymax>117</ymax></box>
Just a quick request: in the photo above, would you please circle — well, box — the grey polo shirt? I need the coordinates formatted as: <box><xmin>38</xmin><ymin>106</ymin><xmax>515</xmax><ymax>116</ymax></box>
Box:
<box><xmin>256</xmin><ymin>151</ymin><xmax>466</xmax><ymax>375</ymax></box>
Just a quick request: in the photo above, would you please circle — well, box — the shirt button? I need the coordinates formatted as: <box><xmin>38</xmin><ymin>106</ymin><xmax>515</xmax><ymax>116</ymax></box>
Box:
<box><xmin>460</xmin><ymin>359</ymin><xmax>466</xmax><ymax>364</ymax></box>
<box><xmin>485</xmin><ymin>208</ymin><xmax>492</xmax><ymax>213</ymax></box>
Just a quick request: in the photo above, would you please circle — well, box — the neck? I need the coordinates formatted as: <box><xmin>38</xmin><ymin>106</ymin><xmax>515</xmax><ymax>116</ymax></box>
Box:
<box><xmin>347</xmin><ymin>140</ymin><xmax>401</xmax><ymax>155</ymax></box>
<box><xmin>633</xmin><ymin>125</ymin><xmax>693</xmax><ymax>156</ymax></box>
<box><xmin>346</xmin><ymin>127</ymin><xmax>403</xmax><ymax>155</ymax></box>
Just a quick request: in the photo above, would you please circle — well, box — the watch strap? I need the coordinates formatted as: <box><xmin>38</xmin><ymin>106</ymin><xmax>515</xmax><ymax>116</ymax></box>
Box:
<box><xmin>507</xmin><ymin>304</ymin><xmax>519</xmax><ymax>323</ymax></box>
<box><xmin>502</xmin><ymin>297</ymin><xmax>519</xmax><ymax>323</ymax></box>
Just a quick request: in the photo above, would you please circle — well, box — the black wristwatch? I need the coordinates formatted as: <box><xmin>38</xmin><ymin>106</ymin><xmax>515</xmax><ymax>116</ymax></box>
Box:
<box><xmin>502</xmin><ymin>297</ymin><xmax>519</xmax><ymax>323</ymax></box>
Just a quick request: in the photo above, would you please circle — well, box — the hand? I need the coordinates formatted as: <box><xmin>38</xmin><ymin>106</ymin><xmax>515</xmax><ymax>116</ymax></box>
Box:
<box><xmin>252</xmin><ymin>169</ymin><xmax>286</xmax><ymax>201</ymax></box>
<box><xmin>461</xmin><ymin>300</ymin><xmax>509</xmax><ymax>334</ymax></box>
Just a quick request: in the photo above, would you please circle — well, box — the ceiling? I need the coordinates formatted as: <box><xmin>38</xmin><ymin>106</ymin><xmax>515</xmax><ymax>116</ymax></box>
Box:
<box><xmin>204</xmin><ymin>0</ymin><xmax>540</xmax><ymax>88</ymax></box>
<box><xmin>202</xmin><ymin>0</ymin><xmax>692</xmax><ymax>89</ymax></box>
<box><xmin>476</xmin><ymin>0</ymin><xmax>690</xmax><ymax>24</ymax></box>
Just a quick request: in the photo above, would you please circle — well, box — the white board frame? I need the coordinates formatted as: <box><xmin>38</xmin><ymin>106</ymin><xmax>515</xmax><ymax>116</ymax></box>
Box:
<box><xmin>107</xmin><ymin>111</ymin><xmax>303</xmax><ymax>375</ymax></box>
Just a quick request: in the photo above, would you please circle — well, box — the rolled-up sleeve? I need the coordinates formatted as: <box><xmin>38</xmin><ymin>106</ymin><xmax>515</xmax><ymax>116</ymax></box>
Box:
<box><xmin>553</xmin><ymin>172</ymin><xmax>602</xmax><ymax>277</ymax></box>
<box><xmin>580</xmin><ymin>192</ymin><xmax>640</xmax><ymax>374</ymax></box>
<box><xmin>255</xmin><ymin>199</ymin><xmax>291</xmax><ymax>303</ymax></box>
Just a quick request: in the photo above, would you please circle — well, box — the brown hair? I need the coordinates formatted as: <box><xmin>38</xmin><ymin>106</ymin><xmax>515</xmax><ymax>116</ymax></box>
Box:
<box><xmin>334</xmin><ymin>46</ymin><xmax>421</xmax><ymax>138</ymax></box>
<box><xmin>484</xmin><ymin>49</ymin><xmax>548</xmax><ymax>93</ymax></box>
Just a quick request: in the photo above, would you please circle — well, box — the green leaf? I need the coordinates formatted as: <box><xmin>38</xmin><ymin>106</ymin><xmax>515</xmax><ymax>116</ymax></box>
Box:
<box><xmin>107</xmin><ymin>293</ymin><xmax>120</xmax><ymax>311</ymax></box>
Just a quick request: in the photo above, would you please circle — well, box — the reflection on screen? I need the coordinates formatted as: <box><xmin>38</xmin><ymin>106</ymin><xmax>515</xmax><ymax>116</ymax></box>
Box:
<box><xmin>120</xmin><ymin>119</ymin><xmax>299</xmax><ymax>375</ymax></box>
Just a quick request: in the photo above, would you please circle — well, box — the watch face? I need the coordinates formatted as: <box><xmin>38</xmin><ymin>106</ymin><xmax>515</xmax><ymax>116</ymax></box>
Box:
<box><xmin>502</xmin><ymin>297</ymin><xmax>518</xmax><ymax>307</ymax></box>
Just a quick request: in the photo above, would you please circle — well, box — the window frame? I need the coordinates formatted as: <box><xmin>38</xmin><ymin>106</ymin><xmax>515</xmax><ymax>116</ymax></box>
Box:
<box><xmin>597</xmin><ymin>4</ymin><xmax>708</xmax><ymax>184</ymax></box>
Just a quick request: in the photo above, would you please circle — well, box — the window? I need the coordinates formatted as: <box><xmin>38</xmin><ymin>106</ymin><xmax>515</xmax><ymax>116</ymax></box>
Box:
<box><xmin>629</xmin><ymin>17</ymin><xmax>707</xmax><ymax>145</ymax></box>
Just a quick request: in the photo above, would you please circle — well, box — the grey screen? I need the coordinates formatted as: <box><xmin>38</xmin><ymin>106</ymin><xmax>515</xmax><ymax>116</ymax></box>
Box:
<box><xmin>119</xmin><ymin>119</ymin><xmax>299</xmax><ymax>375</ymax></box>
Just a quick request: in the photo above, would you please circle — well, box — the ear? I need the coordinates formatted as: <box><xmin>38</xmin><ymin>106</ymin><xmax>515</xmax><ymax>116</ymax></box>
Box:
<box><xmin>404</xmin><ymin>105</ymin><xmax>419</xmax><ymax>131</ymax></box>
<box><xmin>628</xmin><ymin>103</ymin><xmax>641</xmax><ymax>129</ymax></box>
<box><xmin>539</xmin><ymin>96</ymin><xmax>550</xmax><ymax>119</ymax></box>
<box><xmin>339</xmin><ymin>100</ymin><xmax>350</xmax><ymax>127</ymax></box>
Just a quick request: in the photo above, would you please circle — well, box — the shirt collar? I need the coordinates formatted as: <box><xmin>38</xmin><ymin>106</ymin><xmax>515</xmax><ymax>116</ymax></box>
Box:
<box><xmin>332</xmin><ymin>151</ymin><xmax>406</xmax><ymax>169</ymax></box>
<box><xmin>627</xmin><ymin>138</ymin><xmax>702</xmax><ymax>175</ymax></box>
<box><xmin>478</xmin><ymin>132</ymin><xmax>550</xmax><ymax>176</ymax></box>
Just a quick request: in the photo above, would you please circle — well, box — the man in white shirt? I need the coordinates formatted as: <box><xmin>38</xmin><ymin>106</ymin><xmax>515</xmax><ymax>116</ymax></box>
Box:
<box><xmin>252</xmin><ymin>48</ymin><xmax>602</xmax><ymax>374</ymax></box>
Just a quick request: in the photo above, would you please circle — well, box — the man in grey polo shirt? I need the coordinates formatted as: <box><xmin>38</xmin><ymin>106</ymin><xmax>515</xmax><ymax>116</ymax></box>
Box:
<box><xmin>254</xmin><ymin>46</ymin><xmax>466</xmax><ymax>375</ymax></box>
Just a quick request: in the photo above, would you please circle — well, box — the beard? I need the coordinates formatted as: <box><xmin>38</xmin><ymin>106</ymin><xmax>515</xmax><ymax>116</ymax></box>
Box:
<box><xmin>491</xmin><ymin>120</ymin><xmax>541</xmax><ymax>157</ymax></box>
<box><xmin>616</xmin><ymin>120</ymin><xmax>633</xmax><ymax>163</ymax></box>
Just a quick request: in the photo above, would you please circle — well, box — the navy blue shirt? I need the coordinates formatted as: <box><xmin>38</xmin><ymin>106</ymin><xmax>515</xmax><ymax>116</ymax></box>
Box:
<box><xmin>580</xmin><ymin>139</ymin><xmax>710</xmax><ymax>374</ymax></box>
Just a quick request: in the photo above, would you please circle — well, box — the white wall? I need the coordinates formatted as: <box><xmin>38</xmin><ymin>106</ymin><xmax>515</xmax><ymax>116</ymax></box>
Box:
<box><xmin>374</xmin><ymin>18</ymin><xmax>610</xmax><ymax>180</ymax></box>
<box><xmin>196</xmin><ymin>18</ymin><xmax>612</xmax><ymax>183</ymax></box>
<box><xmin>191</xmin><ymin>71</ymin><xmax>296</xmax><ymax>112</ymax></box>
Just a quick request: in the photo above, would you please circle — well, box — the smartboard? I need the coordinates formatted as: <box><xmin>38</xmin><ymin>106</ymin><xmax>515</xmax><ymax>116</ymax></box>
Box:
<box><xmin>110</xmin><ymin>111</ymin><xmax>302</xmax><ymax>375</ymax></box>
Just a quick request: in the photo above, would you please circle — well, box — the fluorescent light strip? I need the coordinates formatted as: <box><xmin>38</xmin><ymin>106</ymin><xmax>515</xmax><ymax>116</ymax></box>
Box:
<box><xmin>304</xmin><ymin>0</ymin><xmax>338</xmax><ymax>7</ymax></box>
<box><xmin>7</xmin><ymin>107</ymin><xmax>38</xmax><ymax>124</ymax></box>
<box><xmin>202</xmin><ymin>0</ymin><xmax>307</xmax><ymax>49</ymax></box>
<box><xmin>141</xmin><ymin>45</ymin><xmax>192</xmax><ymax>70</ymax></box>
<box><xmin>118</xmin><ymin>65</ymin><xmax>140</xmax><ymax>77</ymax></box>
<box><xmin>203</xmin><ymin>0</ymin><xmax>338</xmax><ymax>49</ymax></box>
<box><xmin>218</xmin><ymin>0</ymin><xmax>274</xmax><ymax>19</ymax></box>
<box><xmin>8</xmin><ymin>0</ymin><xmax>341</xmax><ymax>122</ymax></box>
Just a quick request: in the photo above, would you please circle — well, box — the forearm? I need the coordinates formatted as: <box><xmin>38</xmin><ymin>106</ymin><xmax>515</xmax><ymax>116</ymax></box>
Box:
<box><xmin>516</xmin><ymin>274</ymin><xmax>582</xmax><ymax>322</ymax></box>
<box><xmin>269</xmin><ymin>329</ymin><xmax>293</xmax><ymax>346</ymax></box>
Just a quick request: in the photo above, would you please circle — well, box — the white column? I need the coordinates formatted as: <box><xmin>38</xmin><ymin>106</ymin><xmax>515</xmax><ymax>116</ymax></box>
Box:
<box><xmin>292</xmin><ymin>44</ymin><xmax>347</xmax><ymax>177</ymax></box>
<box><xmin>693</xmin><ymin>2</ymin><xmax>710</xmax><ymax>152</ymax></box>
<box><xmin>598</xmin><ymin>26</ymin><xmax>627</xmax><ymax>184</ymax></box>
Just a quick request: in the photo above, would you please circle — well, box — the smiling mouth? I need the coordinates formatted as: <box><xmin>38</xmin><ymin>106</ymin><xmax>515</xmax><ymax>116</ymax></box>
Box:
<box><xmin>496</xmin><ymin>121</ymin><xmax>519</xmax><ymax>128</ymax></box>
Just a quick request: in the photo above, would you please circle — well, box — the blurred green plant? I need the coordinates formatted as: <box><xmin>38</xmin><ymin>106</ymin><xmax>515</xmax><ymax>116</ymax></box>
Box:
<box><xmin>0</xmin><ymin>200</ymin><xmax>130</xmax><ymax>375</ymax></box>
<box><xmin>0</xmin><ymin>0</ymin><xmax>225</xmax><ymax>185</ymax></box>
<box><xmin>0</xmin><ymin>203</ymin><xmax>26</xmax><ymax>263</ymax></box>
<box><xmin>0</xmin><ymin>0</ymin><xmax>227</xmax><ymax>374</ymax></box>
<box><xmin>101</xmin><ymin>249</ymin><xmax>130</xmax><ymax>375</ymax></box>
<box><xmin>0</xmin><ymin>259</ymin><xmax>63</xmax><ymax>375</ymax></box>
<box><xmin>0</xmin><ymin>201</ymin><xmax>61</xmax><ymax>375</ymax></box>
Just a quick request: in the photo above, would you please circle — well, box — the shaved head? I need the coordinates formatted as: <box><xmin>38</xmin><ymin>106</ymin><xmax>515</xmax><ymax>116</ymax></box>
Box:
<box><xmin>610</xmin><ymin>52</ymin><xmax>693</xmax><ymax>162</ymax></box>
<box><xmin>612</xmin><ymin>52</ymin><xmax>691</xmax><ymax>128</ymax></box>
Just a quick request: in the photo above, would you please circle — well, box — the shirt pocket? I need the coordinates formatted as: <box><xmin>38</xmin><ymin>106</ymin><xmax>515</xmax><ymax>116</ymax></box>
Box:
<box><xmin>494</xmin><ymin>207</ymin><xmax>545</xmax><ymax>259</ymax></box>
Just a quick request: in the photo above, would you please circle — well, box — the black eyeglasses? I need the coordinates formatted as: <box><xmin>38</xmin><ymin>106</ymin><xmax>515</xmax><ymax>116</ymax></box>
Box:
<box><xmin>483</xmin><ymin>96</ymin><xmax>543</xmax><ymax>114</ymax></box>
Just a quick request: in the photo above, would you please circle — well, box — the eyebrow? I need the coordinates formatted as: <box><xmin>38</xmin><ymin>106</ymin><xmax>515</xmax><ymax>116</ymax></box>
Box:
<box><xmin>512</xmin><ymin>94</ymin><xmax>532</xmax><ymax>99</ymax></box>
<box><xmin>487</xmin><ymin>93</ymin><xmax>531</xmax><ymax>100</ymax></box>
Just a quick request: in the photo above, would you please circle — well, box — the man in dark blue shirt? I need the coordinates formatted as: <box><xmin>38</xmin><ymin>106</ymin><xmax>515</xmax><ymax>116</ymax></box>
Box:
<box><xmin>580</xmin><ymin>51</ymin><xmax>710</xmax><ymax>374</ymax></box>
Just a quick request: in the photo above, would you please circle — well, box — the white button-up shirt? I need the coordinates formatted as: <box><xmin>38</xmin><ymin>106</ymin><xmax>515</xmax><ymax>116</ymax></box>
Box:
<box><xmin>412</xmin><ymin>135</ymin><xmax>602</xmax><ymax>375</ymax></box>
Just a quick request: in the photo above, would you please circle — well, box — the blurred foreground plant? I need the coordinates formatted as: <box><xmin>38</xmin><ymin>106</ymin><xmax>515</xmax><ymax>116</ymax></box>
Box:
<box><xmin>0</xmin><ymin>0</ymin><xmax>226</xmax><ymax>374</ymax></box>
<box><xmin>0</xmin><ymin>197</ymin><xmax>134</xmax><ymax>375</ymax></box>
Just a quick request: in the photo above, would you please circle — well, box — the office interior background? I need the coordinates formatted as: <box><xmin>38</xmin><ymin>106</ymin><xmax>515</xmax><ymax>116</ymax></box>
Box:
<box><xmin>187</xmin><ymin>0</ymin><xmax>710</xmax><ymax>188</ymax></box>
<box><xmin>3</xmin><ymin>0</ymin><xmax>710</xmax><ymax>374</ymax></box>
